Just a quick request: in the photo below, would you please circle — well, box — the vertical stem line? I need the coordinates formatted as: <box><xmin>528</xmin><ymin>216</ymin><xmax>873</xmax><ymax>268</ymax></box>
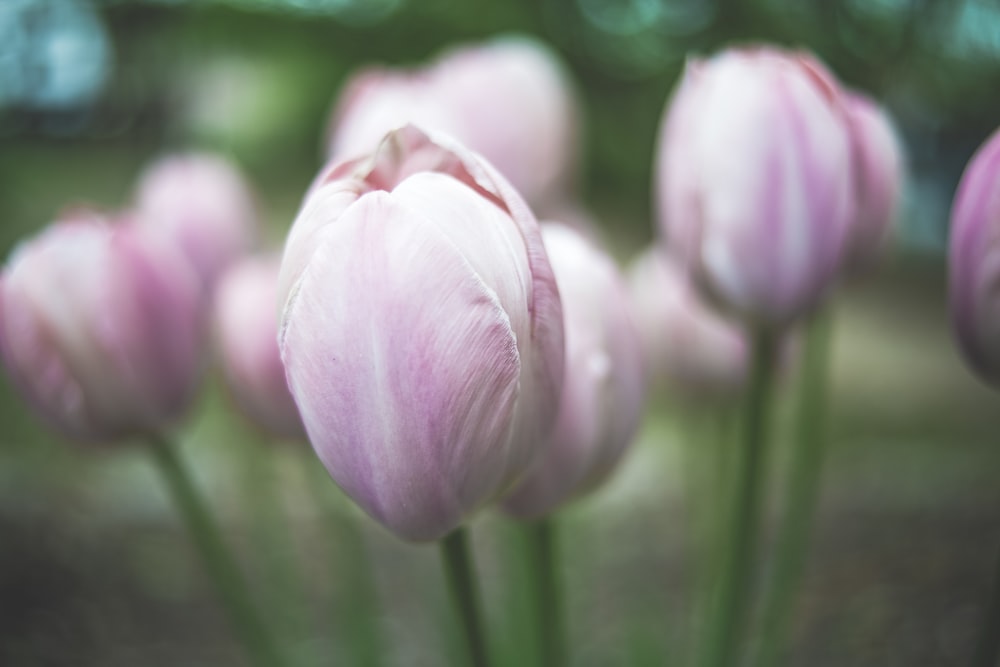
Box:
<box><xmin>441</xmin><ymin>527</ymin><xmax>491</xmax><ymax>667</ymax></box>
<box><xmin>148</xmin><ymin>435</ymin><xmax>285</xmax><ymax>667</ymax></box>
<box><xmin>752</xmin><ymin>309</ymin><xmax>833</xmax><ymax>667</ymax></box>
<box><xmin>700</xmin><ymin>332</ymin><xmax>777</xmax><ymax>667</ymax></box>
<box><xmin>527</xmin><ymin>518</ymin><xmax>567</xmax><ymax>667</ymax></box>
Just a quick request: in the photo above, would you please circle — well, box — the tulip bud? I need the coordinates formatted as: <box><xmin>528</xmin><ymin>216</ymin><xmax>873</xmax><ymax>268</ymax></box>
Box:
<box><xmin>627</xmin><ymin>246</ymin><xmax>748</xmax><ymax>399</ymax></box>
<box><xmin>842</xmin><ymin>91</ymin><xmax>905</xmax><ymax>269</ymax></box>
<box><xmin>326</xmin><ymin>35</ymin><xmax>579</xmax><ymax>209</ymax></box>
<box><xmin>215</xmin><ymin>254</ymin><xmax>304</xmax><ymax>440</ymax></box>
<box><xmin>279</xmin><ymin>124</ymin><xmax>564</xmax><ymax>541</ymax></box>
<box><xmin>0</xmin><ymin>212</ymin><xmax>205</xmax><ymax>442</ymax></box>
<box><xmin>656</xmin><ymin>47</ymin><xmax>855</xmax><ymax>328</ymax></box>
<box><xmin>135</xmin><ymin>153</ymin><xmax>258</xmax><ymax>291</ymax></box>
<box><xmin>949</xmin><ymin>127</ymin><xmax>1000</xmax><ymax>388</ymax></box>
<box><xmin>503</xmin><ymin>224</ymin><xmax>645</xmax><ymax>519</ymax></box>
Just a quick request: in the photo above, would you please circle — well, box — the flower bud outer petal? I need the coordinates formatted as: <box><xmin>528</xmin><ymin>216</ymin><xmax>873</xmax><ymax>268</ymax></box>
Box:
<box><xmin>280</xmin><ymin>190</ymin><xmax>522</xmax><ymax>542</ymax></box>
<box><xmin>950</xmin><ymin>127</ymin><xmax>1000</xmax><ymax>387</ymax></box>
<box><xmin>136</xmin><ymin>153</ymin><xmax>258</xmax><ymax>290</ymax></box>
<box><xmin>844</xmin><ymin>92</ymin><xmax>905</xmax><ymax>269</ymax></box>
<box><xmin>627</xmin><ymin>247</ymin><xmax>748</xmax><ymax>398</ymax></box>
<box><xmin>657</xmin><ymin>48</ymin><xmax>854</xmax><ymax>327</ymax></box>
<box><xmin>216</xmin><ymin>255</ymin><xmax>304</xmax><ymax>439</ymax></box>
<box><xmin>503</xmin><ymin>224</ymin><xmax>645</xmax><ymax>519</ymax></box>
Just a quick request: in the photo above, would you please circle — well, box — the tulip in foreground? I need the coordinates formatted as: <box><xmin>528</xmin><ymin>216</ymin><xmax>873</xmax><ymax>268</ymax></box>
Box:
<box><xmin>504</xmin><ymin>223</ymin><xmax>645</xmax><ymax>519</ymax></box>
<box><xmin>326</xmin><ymin>35</ymin><xmax>579</xmax><ymax>209</ymax></box>
<box><xmin>843</xmin><ymin>91</ymin><xmax>905</xmax><ymax>269</ymax></box>
<box><xmin>136</xmin><ymin>152</ymin><xmax>258</xmax><ymax>291</ymax></box>
<box><xmin>215</xmin><ymin>254</ymin><xmax>304</xmax><ymax>439</ymax></box>
<box><xmin>627</xmin><ymin>246</ymin><xmax>747</xmax><ymax>399</ymax></box>
<box><xmin>0</xmin><ymin>212</ymin><xmax>205</xmax><ymax>442</ymax></box>
<box><xmin>950</xmin><ymin>126</ymin><xmax>1000</xmax><ymax>388</ymax></box>
<box><xmin>656</xmin><ymin>46</ymin><xmax>855</xmax><ymax>328</ymax></box>
<box><xmin>278</xmin><ymin>124</ymin><xmax>564</xmax><ymax>542</ymax></box>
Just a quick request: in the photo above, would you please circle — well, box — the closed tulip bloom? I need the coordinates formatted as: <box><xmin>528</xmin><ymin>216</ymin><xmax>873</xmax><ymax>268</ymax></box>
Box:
<box><xmin>0</xmin><ymin>213</ymin><xmax>205</xmax><ymax>442</ymax></box>
<box><xmin>136</xmin><ymin>153</ymin><xmax>258</xmax><ymax>290</ymax></box>
<box><xmin>215</xmin><ymin>255</ymin><xmax>303</xmax><ymax>440</ymax></box>
<box><xmin>279</xmin><ymin>124</ymin><xmax>564</xmax><ymax>541</ymax></box>
<box><xmin>656</xmin><ymin>47</ymin><xmax>855</xmax><ymax>327</ymax></box>
<box><xmin>950</xmin><ymin>127</ymin><xmax>1000</xmax><ymax>388</ymax></box>
<box><xmin>326</xmin><ymin>35</ymin><xmax>579</xmax><ymax>209</ymax></box>
<box><xmin>843</xmin><ymin>91</ymin><xmax>905</xmax><ymax>269</ymax></box>
<box><xmin>627</xmin><ymin>246</ymin><xmax>748</xmax><ymax>398</ymax></box>
<box><xmin>504</xmin><ymin>224</ymin><xmax>645</xmax><ymax>519</ymax></box>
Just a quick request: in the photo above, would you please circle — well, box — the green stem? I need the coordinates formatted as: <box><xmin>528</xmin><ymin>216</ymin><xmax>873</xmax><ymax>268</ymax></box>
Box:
<box><xmin>972</xmin><ymin>543</ymin><xmax>1000</xmax><ymax>667</ymax></box>
<box><xmin>304</xmin><ymin>461</ymin><xmax>384</xmax><ymax>667</ymax></box>
<box><xmin>700</xmin><ymin>333</ymin><xmax>778</xmax><ymax>667</ymax></box>
<box><xmin>147</xmin><ymin>435</ymin><xmax>285</xmax><ymax>667</ymax></box>
<box><xmin>752</xmin><ymin>309</ymin><xmax>833</xmax><ymax>667</ymax></box>
<box><xmin>526</xmin><ymin>518</ymin><xmax>566</xmax><ymax>667</ymax></box>
<box><xmin>441</xmin><ymin>527</ymin><xmax>492</xmax><ymax>667</ymax></box>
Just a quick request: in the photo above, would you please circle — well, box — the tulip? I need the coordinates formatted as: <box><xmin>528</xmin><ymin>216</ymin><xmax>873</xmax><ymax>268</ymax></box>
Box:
<box><xmin>843</xmin><ymin>91</ymin><xmax>905</xmax><ymax>269</ymax></box>
<box><xmin>0</xmin><ymin>211</ymin><xmax>205</xmax><ymax>442</ymax></box>
<box><xmin>326</xmin><ymin>35</ymin><xmax>579</xmax><ymax>209</ymax></box>
<box><xmin>627</xmin><ymin>246</ymin><xmax>748</xmax><ymax>399</ymax></box>
<box><xmin>215</xmin><ymin>254</ymin><xmax>304</xmax><ymax>439</ymax></box>
<box><xmin>135</xmin><ymin>153</ymin><xmax>258</xmax><ymax>290</ymax></box>
<box><xmin>655</xmin><ymin>46</ymin><xmax>855</xmax><ymax>328</ymax></box>
<box><xmin>278</xmin><ymin>124</ymin><xmax>565</xmax><ymax>542</ymax></box>
<box><xmin>503</xmin><ymin>223</ymin><xmax>644</xmax><ymax>519</ymax></box>
<box><xmin>950</xmin><ymin>126</ymin><xmax>1000</xmax><ymax>388</ymax></box>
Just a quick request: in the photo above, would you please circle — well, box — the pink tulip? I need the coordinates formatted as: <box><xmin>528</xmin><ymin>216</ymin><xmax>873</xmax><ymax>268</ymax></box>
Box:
<box><xmin>627</xmin><ymin>246</ymin><xmax>748</xmax><ymax>398</ymax></box>
<box><xmin>278</xmin><ymin>124</ymin><xmax>565</xmax><ymax>541</ymax></box>
<box><xmin>949</xmin><ymin>127</ymin><xmax>1000</xmax><ymax>388</ymax></box>
<box><xmin>503</xmin><ymin>223</ymin><xmax>645</xmax><ymax>519</ymax></box>
<box><xmin>0</xmin><ymin>212</ymin><xmax>205</xmax><ymax>442</ymax></box>
<box><xmin>214</xmin><ymin>255</ymin><xmax>304</xmax><ymax>440</ymax></box>
<box><xmin>326</xmin><ymin>36</ymin><xmax>579</xmax><ymax>209</ymax></box>
<box><xmin>656</xmin><ymin>46</ymin><xmax>855</xmax><ymax>327</ymax></box>
<box><xmin>135</xmin><ymin>153</ymin><xmax>258</xmax><ymax>290</ymax></box>
<box><xmin>843</xmin><ymin>91</ymin><xmax>905</xmax><ymax>269</ymax></box>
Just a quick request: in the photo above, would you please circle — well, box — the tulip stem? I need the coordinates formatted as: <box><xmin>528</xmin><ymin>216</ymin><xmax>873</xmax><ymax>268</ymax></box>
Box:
<box><xmin>147</xmin><ymin>435</ymin><xmax>285</xmax><ymax>667</ymax></box>
<box><xmin>972</xmin><ymin>543</ymin><xmax>1000</xmax><ymax>667</ymax></box>
<box><xmin>752</xmin><ymin>308</ymin><xmax>833</xmax><ymax>667</ymax></box>
<box><xmin>526</xmin><ymin>517</ymin><xmax>567</xmax><ymax>667</ymax></box>
<box><xmin>440</xmin><ymin>527</ymin><xmax>491</xmax><ymax>667</ymax></box>
<box><xmin>700</xmin><ymin>332</ymin><xmax>777</xmax><ymax>667</ymax></box>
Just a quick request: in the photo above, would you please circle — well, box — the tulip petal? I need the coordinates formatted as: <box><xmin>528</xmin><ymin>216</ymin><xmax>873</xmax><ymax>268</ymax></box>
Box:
<box><xmin>280</xmin><ymin>190</ymin><xmax>522</xmax><ymax>541</ymax></box>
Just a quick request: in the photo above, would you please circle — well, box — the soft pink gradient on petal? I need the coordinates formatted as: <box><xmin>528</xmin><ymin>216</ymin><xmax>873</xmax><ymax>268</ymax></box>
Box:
<box><xmin>656</xmin><ymin>46</ymin><xmax>855</xmax><ymax>328</ymax></box>
<box><xmin>504</xmin><ymin>224</ymin><xmax>645</xmax><ymax>519</ymax></box>
<box><xmin>279</xmin><ymin>125</ymin><xmax>565</xmax><ymax>540</ymax></box>
<box><xmin>627</xmin><ymin>246</ymin><xmax>748</xmax><ymax>399</ymax></box>
<box><xmin>949</xmin><ymin>126</ymin><xmax>1000</xmax><ymax>388</ymax></box>
<box><xmin>281</xmin><ymin>191</ymin><xmax>522</xmax><ymax>541</ymax></box>
<box><xmin>0</xmin><ymin>214</ymin><xmax>206</xmax><ymax>442</ymax></box>
<box><xmin>843</xmin><ymin>91</ymin><xmax>906</xmax><ymax>270</ymax></box>
<box><xmin>325</xmin><ymin>36</ymin><xmax>580</xmax><ymax>209</ymax></box>
<box><xmin>215</xmin><ymin>254</ymin><xmax>304</xmax><ymax>440</ymax></box>
<box><xmin>135</xmin><ymin>152</ymin><xmax>258</xmax><ymax>291</ymax></box>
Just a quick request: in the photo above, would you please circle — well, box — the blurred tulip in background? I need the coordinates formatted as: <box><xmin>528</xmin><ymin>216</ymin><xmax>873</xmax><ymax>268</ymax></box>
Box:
<box><xmin>0</xmin><ymin>211</ymin><xmax>205</xmax><ymax>442</ymax></box>
<box><xmin>504</xmin><ymin>222</ymin><xmax>645</xmax><ymax>519</ymax></box>
<box><xmin>135</xmin><ymin>153</ymin><xmax>259</xmax><ymax>292</ymax></box>
<box><xmin>214</xmin><ymin>254</ymin><xmax>304</xmax><ymax>440</ymax></box>
<box><xmin>655</xmin><ymin>47</ymin><xmax>855</xmax><ymax>328</ymax></box>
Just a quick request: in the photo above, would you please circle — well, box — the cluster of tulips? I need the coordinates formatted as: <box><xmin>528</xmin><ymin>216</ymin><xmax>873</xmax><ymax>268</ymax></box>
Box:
<box><xmin>2</xmin><ymin>31</ymin><xmax>999</xmax><ymax>667</ymax></box>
